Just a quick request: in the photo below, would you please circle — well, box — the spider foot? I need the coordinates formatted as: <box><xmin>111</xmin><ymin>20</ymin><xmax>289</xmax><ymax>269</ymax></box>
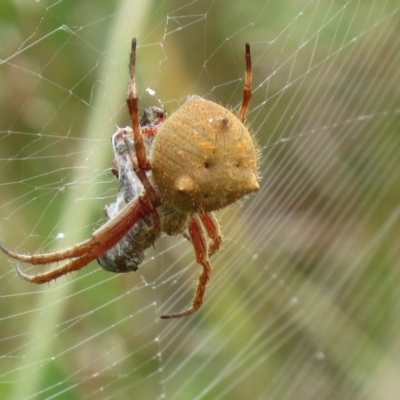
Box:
<box><xmin>14</xmin><ymin>263</ymin><xmax>40</xmax><ymax>283</ymax></box>
<box><xmin>160</xmin><ymin>306</ymin><xmax>200</xmax><ymax>319</ymax></box>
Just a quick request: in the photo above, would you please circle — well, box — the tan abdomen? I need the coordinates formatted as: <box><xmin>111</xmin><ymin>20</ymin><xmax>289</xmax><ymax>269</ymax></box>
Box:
<box><xmin>151</xmin><ymin>96</ymin><xmax>259</xmax><ymax>212</ymax></box>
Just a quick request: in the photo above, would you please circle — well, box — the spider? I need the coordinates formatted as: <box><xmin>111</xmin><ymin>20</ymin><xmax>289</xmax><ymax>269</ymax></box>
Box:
<box><xmin>0</xmin><ymin>38</ymin><xmax>259</xmax><ymax>319</ymax></box>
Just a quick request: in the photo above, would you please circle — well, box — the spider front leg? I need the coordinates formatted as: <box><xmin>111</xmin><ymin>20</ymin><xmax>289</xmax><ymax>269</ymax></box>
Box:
<box><xmin>122</xmin><ymin>135</ymin><xmax>160</xmax><ymax>234</ymax></box>
<box><xmin>161</xmin><ymin>214</ymin><xmax>212</xmax><ymax>319</ymax></box>
<box><xmin>126</xmin><ymin>38</ymin><xmax>150</xmax><ymax>171</ymax></box>
<box><xmin>15</xmin><ymin>249</ymin><xmax>98</xmax><ymax>283</ymax></box>
<box><xmin>125</xmin><ymin>38</ymin><xmax>160</xmax><ymax>215</ymax></box>
<box><xmin>2</xmin><ymin>195</ymin><xmax>156</xmax><ymax>283</ymax></box>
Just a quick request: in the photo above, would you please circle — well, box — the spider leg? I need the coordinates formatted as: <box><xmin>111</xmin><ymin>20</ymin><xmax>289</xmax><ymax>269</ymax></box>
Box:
<box><xmin>238</xmin><ymin>43</ymin><xmax>252</xmax><ymax>123</ymax></box>
<box><xmin>123</xmin><ymin>136</ymin><xmax>161</xmax><ymax>228</ymax></box>
<box><xmin>161</xmin><ymin>214</ymin><xmax>211</xmax><ymax>319</ymax></box>
<box><xmin>0</xmin><ymin>236</ymin><xmax>95</xmax><ymax>265</ymax></box>
<box><xmin>3</xmin><ymin>196</ymin><xmax>155</xmax><ymax>282</ymax></box>
<box><xmin>124</xmin><ymin>38</ymin><xmax>161</xmax><ymax>234</ymax></box>
<box><xmin>199</xmin><ymin>212</ymin><xmax>222</xmax><ymax>256</ymax></box>
<box><xmin>15</xmin><ymin>250</ymin><xmax>98</xmax><ymax>284</ymax></box>
<box><xmin>126</xmin><ymin>38</ymin><xmax>151</xmax><ymax>171</ymax></box>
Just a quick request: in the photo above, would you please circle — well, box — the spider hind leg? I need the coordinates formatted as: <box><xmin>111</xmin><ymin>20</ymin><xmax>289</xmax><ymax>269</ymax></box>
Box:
<box><xmin>161</xmin><ymin>214</ymin><xmax>212</xmax><ymax>319</ymax></box>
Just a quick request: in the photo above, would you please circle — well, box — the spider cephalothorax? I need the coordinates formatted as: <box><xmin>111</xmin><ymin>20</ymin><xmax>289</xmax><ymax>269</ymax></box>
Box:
<box><xmin>0</xmin><ymin>39</ymin><xmax>259</xmax><ymax>319</ymax></box>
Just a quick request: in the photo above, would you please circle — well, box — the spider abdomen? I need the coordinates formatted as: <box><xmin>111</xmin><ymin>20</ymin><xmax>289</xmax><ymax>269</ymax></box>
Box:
<box><xmin>151</xmin><ymin>95</ymin><xmax>259</xmax><ymax>212</ymax></box>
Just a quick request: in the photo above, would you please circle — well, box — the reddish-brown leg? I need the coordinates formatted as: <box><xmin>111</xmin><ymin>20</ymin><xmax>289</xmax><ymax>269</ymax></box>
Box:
<box><xmin>123</xmin><ymin>136</ymin><xmax>161</xmax><ymax>214</ymax></box>
<box><xmin>5</xmin><ymin>196</ymin><xmax>155</xmax><ymax>283</ymax></box>
<box><xmin>161</xmin><ymin>214</ymin><xmax>212</xmax><ymax>319</ymax></box>
<box><xmin>0</xmin><ymin>238</ymin><xmax>93</xmax><ymax>265</ymax></box>
<box><xmin>125</xmin><ymin>38</ymin><xmax>160</xmax><ymax>217</ymax></box>
<box><xmin>199</xmin><ymin>212</ymin><xmax>222</xmax><ymax>256</ymax></box>
<box><xmin>238</xmin><ymin>42</ymin><xmax>252</xmax><ymax>123</ymax></box>
<box><xmin>15</xmin><ymin>250</ymin><xmax>98</xmax><ymax>283</ymax></box>
<box><xmin>126</xmin><ymin>38</ymin><xmax>151</xmax><ymax>171</ymax></box>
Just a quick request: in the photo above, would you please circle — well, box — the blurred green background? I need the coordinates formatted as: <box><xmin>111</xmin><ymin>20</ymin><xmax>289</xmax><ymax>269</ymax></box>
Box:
<box><xmin>0</xmin><ymin>0</ymin><xmax>399</xmax><ymax>399</ymax></box>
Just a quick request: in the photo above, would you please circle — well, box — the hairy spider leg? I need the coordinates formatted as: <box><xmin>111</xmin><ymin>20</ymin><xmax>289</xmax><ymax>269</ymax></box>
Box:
<box><xmin>199</xmin><ymin>213</ymin><xmax>222</xmax><ymax>256</ymax></box>
<box><xmin>161</xmin><ymin>214</ymin><xmax>212</xmax><ymax>319</ymax></box>
<box><xmin>127</xmin><ymin>38</ymin><xmax>151</xmax><ymax>171</ymax></box>
<box><xmin>15</xmin><ymin>250</ymin><xmax>97</xmax><ymax>284</ymax></box>
<box><xmin>4</xmin><ymin>196</ymin><xmax>155</xmax><ymax>283</ymax></box>
<box><xmin>238</xmin><ymin>43</ymin><xmax>252</xmax><ymax>123</ymax></box>
<box><xmin>125</xmin><ymin>38</ymin><xmax>161</xmax><ymax>214</ymax></box>
<box><xmin>0</xmin><ymin>238</ymin><xmax>94</xmax><ymax>265</ymax></box>
<box><xmin>123</xmin><ymin>135</ymin><xmax>161</xmax><ymax>235</ymax></box>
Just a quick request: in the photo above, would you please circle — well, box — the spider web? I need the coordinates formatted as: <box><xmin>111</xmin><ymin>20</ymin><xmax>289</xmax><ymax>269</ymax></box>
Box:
<box><xmin>1</xmin><ymin>0</ymin><xmax>399</xmax><ymax>399</ymax></box>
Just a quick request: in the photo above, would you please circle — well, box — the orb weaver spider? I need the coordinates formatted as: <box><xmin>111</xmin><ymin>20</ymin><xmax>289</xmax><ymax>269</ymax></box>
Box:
<box><xmin>0</xmin><ymin>38</ymin><xmax>259</xmax><ymax>319</ymax></box>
